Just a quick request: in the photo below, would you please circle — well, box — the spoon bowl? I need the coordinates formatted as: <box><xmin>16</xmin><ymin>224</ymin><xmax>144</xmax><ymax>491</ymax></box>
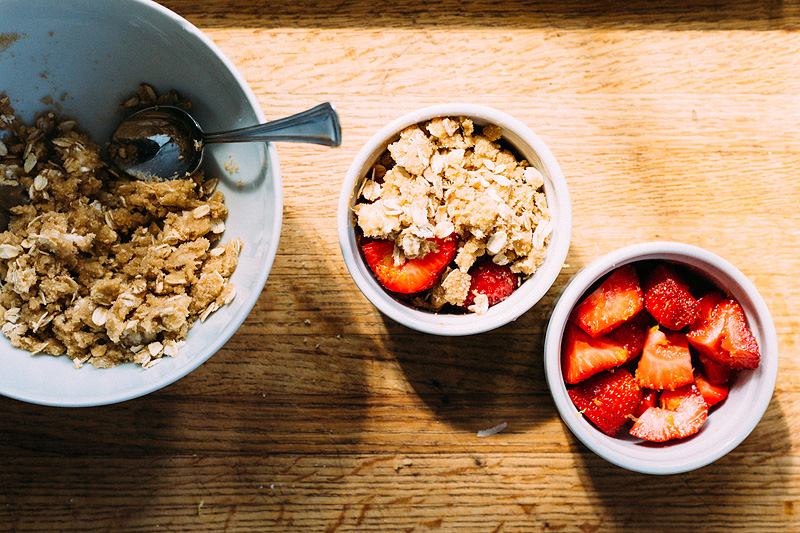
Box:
<box><xmin>110</xmin><ymin>102</ymin><xmax>342</xmax><ymax>181</ymax></box>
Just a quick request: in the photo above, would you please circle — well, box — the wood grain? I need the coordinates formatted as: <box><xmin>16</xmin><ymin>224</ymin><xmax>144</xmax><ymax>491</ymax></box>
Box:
<box><xmin>2</xmin><ymin>0</ymin><xmax>800</xmax><ymax>531</ymax></box>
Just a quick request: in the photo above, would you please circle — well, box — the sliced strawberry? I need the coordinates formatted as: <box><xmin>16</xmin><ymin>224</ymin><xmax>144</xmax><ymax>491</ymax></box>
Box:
<box><xmin>697</xmin><ymin>355</ymin><xmax>731</xmax><ymax>384</ymax></box>
<box><xmin>642</xmin><ymin>263</ymin><xmax>700</xmax><ymax>330</ymax></box>
<box><xmin>629</xmin><ymin>383</ymin><xmax>709</xmax><ymax>442</ymax></box>
<box><xmin>571</xmin><ymin>264</ymin><xmax>644</xmax><ymax>338</ymax></box>
<box><xmin>717</xmin><ymin>299</ymin><xmax>760</xmax><ymax>370</ymax></box>
<box><xmin>693</xmin><ymin>371</ymin><xmax>729</xmax><ymax>407</ymax></box>
<box><xmin>568</xmin><ymin>369</ymin><xmax>642</xmax><ymax>437</ymax></box>
<box><xmin>361</xmin><ymin>235</ymin><xmax>457</xmax><ymax>294</ymax></box>
<box><xmin>686</xmin><ymin>294</ymin><xmax>726</xmax><ymax>358</ymax></box>
<box><xmin>688</xmin><ymin>298</ymin><xmax>760</xmax><ymax>370</ymax></box>
<box><xmin>633</xmin><ymin>388</ymin><xmax>659</xmax><ymax>418</ymax></box>
<box><xmin>562</xmin><ymin>322</ymin><xmax>630</xmax><ymax>384</ymax></box>
<box><xmin>462</xmin><ymin>259</ymin><xmax>519</xmax><ymax>308</ymax></box>
<box><xmin>635</xmin><ymin>327</ymin><xmax>694</xmax><ymax>390</ymax></box>
<box><xmin>607</xmin><ymin>311</ymin><xmax>649</xmax><ymax>359</ymax></box>
<box><xmin>693</xmin><ymin>291</ymin><xmax>724</xmax><ymax>327</ymax></box>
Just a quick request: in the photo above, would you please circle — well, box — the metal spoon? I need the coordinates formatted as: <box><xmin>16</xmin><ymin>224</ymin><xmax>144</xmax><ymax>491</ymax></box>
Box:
<box><xmin>109</xmin><ymin>102</ymin><xmax>342</xmax><ymax>181</ymax></box>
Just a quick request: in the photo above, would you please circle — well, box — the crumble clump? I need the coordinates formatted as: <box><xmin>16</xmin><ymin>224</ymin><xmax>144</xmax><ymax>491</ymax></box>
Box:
<box><xmin>352</xmin><ymin>116</ymin><xmax>552</xmax><ymax>313</ymax></box>
<box><xmin>0</xmin><ymin>87</ymin><xmax>241</xmax><ymax>368</ymax></box>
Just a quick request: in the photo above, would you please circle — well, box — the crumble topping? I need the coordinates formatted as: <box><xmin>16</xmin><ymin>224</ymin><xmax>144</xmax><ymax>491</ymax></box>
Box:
<box><xmin>353</xmin><ymin>116</ymin><xmax>552</xmax><ymax>312</ymax></box>
<box><xmin>0</xmin><ymin>88</ymin><xmax>240</xmax><ymax>368</ymax></box>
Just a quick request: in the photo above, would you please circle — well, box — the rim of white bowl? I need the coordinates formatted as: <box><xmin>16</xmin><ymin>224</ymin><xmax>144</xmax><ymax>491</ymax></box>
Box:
<box><xmin>0</xmin><ymin>0</ymin><xmax>281</xmax><ymax>407</ymax></box>
<box><xmin>544</xmin><ymin>242</ymin><xmax>779</xmax><ymax>474</ymax></box>
<box><xmin>337</xmin><ymin>104</ymin><xmax>572</xmax><ymax>335</ymax></box>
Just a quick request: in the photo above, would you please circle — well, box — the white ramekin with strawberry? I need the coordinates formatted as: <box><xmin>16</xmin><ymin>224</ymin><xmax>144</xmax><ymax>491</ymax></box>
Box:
<box><xmin>338</xmin><ymin>104</ymin><xmax>572</xmax><ymax>336</ymax></box>
<box><xmin>545</xmin><ymin>242</ymin><xmax>778</xmax><ymax>475</ymax></box>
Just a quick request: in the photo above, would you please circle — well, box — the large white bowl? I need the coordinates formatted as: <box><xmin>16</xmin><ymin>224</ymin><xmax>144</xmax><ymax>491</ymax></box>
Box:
<box><xmin>337</xmin><ymin>104</ymin><xmax>572</xmax><ymax>335</ymax></box>
<box><xmin>0</xmin><ymin>0</ymin><xmax>282</xmax><ymax>406</ymax></box>
<box><xmin>544</xmin><ymin>242</ymin><xmax>779</xmax><ymax>475</ymax></box>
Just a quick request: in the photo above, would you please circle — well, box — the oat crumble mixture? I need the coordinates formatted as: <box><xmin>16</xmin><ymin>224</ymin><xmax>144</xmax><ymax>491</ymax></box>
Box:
<box><xmin>0</xmin><ymin>87</ymin><xmax>241</xmax><ymax>368</ymax></box>
<box><xmin>353</xmin><ymin>117</ymin><xmax>552</xmax><ymax>314</ymax></box>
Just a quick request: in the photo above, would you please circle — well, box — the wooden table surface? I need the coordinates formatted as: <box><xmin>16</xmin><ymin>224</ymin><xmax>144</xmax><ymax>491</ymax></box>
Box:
<box><xmin>3</xmin><ymin>1</ymin><xmax>800</xmax><ymax>531</ymax></box>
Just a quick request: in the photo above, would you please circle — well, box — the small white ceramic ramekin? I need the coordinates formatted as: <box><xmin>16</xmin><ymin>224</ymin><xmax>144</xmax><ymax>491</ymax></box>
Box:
<box><xmin>544</xmin><ymin>242</ymin><xmax>779</xmax><ymax>475</ymax></box>
<box><xmin>337</xmin><ymin>104</ymin><xmax>572</xmax><ymax>335</ymax></box>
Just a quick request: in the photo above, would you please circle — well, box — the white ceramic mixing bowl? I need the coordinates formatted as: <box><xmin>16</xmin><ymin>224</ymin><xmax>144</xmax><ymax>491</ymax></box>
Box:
<box><xmin>0</xmin><ymin>0</ymin><xmax>282</xmax><ymax>406</ymax></box>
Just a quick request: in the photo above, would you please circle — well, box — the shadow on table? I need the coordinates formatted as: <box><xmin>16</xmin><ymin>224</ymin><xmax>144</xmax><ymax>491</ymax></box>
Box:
<box><xmin>161</xmin><ymin>0</ymin><xmax>797</xmax><ymax>31</ymax></box>
<box><xmin>382</xmin><ymin>242</ymin><xmax>586</xmax><ymax>434</ymax></box>
<box><xmin>570</xmin><ymin>396</ymin><xmax>793</xmax><ymax>531</ymax></box>
<box><xmin>387</xmin><ymin>266</ymin><xmax>575</xmax><ymax>435</ymax></box>
<box><xmin>0</xmin><ymin>392</ymin><xmax>181</xmax><ymax>529</ymax></box>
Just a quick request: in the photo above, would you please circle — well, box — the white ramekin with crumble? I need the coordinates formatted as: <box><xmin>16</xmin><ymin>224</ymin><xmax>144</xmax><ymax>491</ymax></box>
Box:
<box><xmin>338</xmin><ymin>104</ymin><xmax>572</xmax><ymax>335</ymax></box>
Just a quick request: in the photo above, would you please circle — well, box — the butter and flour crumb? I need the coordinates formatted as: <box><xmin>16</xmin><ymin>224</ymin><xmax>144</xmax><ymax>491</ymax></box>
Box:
<box><xmin>0</xmin><ymin>90</ymin><xmax>241</xmax><ymax>368</ymax></box>
<box><xmin>353</xmin><ymin>116</ymin><xmax>552</xmax><ymax>312</ymax></box>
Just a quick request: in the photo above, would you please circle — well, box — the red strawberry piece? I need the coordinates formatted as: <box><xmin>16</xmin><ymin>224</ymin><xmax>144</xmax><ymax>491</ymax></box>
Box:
<box><xmin>688</xmin><ymin>298</ymin><xmax>760</xmax><ymax>370</ymax></box>
<box><xmin>361</xmin><ymin>235</ymin><xmax>457</xmax><ymax>294</ymax></box>
<box><xmin>462</xmin><ymin>259</ymin><xmax>519</xmax><ymax>309</ymax></box>
<box><xmin>693</xmin><ymin>371</ymin><xmax>729</xmax><ymax>407</ymax></box>
<box><xmin>562</xmin><ymin>322</ymin><xmax>631</xmax><ymax>384</ymax></box>
<box><xmin>686</xmin><ymin>293</ymin><xmax>726</xmax><ymax>358</ymax></box>
<box><xmin>571</xmin><ymin>264</ymin><xmax>644</xmax><ymax>338</ymax></box>
<box><xmin>633</xmin><ymin>388</ymin><xmax>659</xmax><ymax>418</ymax></box>
<box><xmin>629</xmin><ymin>383</ymin><xmax>709</xmax><ymax>442</ymax></box>
<box><xmin>717</xmin><ymin>299</ymin><xmax>760</xmax><ymax>370</ymax></box>
<box><xmin>642</xmin><ymin>263</ymin><xmax>700</xmax><ymax>330</ymax></box>
<box><xmin>568</xmin><ymin>369</ymin><xmax>642</xmax><ymax>437</ymax></box>
<box><xmin>693</xmin><ymin>291</ymin><xmax>724</xmax><ymax>327</ymax></box>
<box><xmin>635</xmin><ymin>327</ymin><xmax>694</xmax><ymax>390</ymax></box>
<box><xmin>607</xmin><ymin>311</ymin><xmax>649</xmax><ymax>359</ymax></box>
<box><xmin>697</xmin><ymin>355</ymin><xmax>731</xmax><ymax>384</ymax></box>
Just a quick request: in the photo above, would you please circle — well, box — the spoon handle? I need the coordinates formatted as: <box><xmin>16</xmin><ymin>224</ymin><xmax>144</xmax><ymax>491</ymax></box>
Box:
<box><xmin>203</xmin><ymin>102</ymin><xmax>342</xmax><ymax>147</ymax></box>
